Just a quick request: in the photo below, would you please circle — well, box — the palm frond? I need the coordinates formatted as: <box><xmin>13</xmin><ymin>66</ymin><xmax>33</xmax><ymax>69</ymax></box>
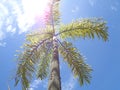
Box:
<box><xmin>15</xmin><ymin>50</ymin><xmax>36</xmax><ymax>89</ymax></box>
<box><xmin>57</xmin><ymin>18</ymin><xmax>108</xmax><ymax>41</ymax></box>
<box><xmin>15</xmin><ymin>31</ymin><xmax>53</xmax><ymax>90</ymax></box>
<box><xmin>46</xmin><ymin>0</ymin><xmax>60</xmax><ymax>26</ymax></box>
<box><xmin>37</xmin><ymin>40</ymin><xmax>53</xmax><ymax>80</ymax></box>
<box><xmin>58</xmin><ymin>41</ymin><xmax>92</xmax><ymax>85</ymax></box>
<box><xmin>26</xmin><ymin>26</ymin><xmax>53</xmax><ymax>44</ymax></box>
<box><xmin>52</xmin><ymin>0</ymin><xmax>61</xmax><ymax>25</ymax></box>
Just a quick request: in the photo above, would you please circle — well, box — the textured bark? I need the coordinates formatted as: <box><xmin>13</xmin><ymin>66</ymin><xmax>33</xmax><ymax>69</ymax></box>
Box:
<box><xmin>48</xmin><ymin>36</ymin><xmax>61</xmax><ymax>90</ymax></box>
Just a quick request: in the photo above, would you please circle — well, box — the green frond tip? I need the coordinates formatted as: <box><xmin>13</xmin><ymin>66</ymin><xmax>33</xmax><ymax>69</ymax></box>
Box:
<box><xmin>52</xmin><ymin>0</ymin><xmax>61</xmax><ymax>25</ymax></box>
<box><xmin>37</xmin><ymin>42</ymin><xmax>52</xmax><ymax>80</ymax></box>
<box><xmin>37</xmin><ymin>57</ymin><xmax>50</xmax><ymax>80</ymax></box>
<box><xmin>15</xmin><ymin>63</ymin><xmax>31</xmax><ymax>90</ymax></box>
<box><xmin>58</xmin><ymin>18</ymin><xmax>108</xmax><ymax>41</ymax></box>
<box><xmin>59</xmin><ymin>41</ymin><xmax>92</xmax><ymax>85</ymax></box>
<box><xmin>14</xmin><ymin>31</ymin><xmax>53</xmax><ymax>90</ymax></box>
<box><xmin>26</xmin><ymin>26</ymin><xmax>53</xmax><ymax>44</ymax></box>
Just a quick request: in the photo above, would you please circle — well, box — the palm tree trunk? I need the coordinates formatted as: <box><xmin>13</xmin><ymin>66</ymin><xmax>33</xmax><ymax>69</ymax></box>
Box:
<box><xmin>48</xmin><ymin>36</ymin><xmax>61</xmax><ymax>90</ymax></box>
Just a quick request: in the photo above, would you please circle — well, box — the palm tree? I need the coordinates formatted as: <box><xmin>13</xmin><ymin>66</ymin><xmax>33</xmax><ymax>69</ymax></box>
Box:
<box><xmin>14</xmin><ymin>0</ymin><xmax>108</xmax><ymax>90</ymax></box>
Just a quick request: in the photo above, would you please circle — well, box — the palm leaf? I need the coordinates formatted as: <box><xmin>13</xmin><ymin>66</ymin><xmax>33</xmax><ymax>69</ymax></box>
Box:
<box><xmin>15</xmin><ymin>31</ymin><xmax>53</xmax><ymax>90</ymax></box>
<box><xmin>46</xmin><ymin>0</ymin><xmax>60</xmax><ymax>26</ymax></box>
<box><xmin>57</xmin><ymin>18</ymin><xmax>108</xmax><ymax>41</ymax></box>
<box><xmin>26</xmin><ymin>26</ymin><xmax>53</xmax><ymax>44</ymax></box>
<box><xmin>58</xmin><ymin>41</ymin><xmax>92</xmax><ymax>85</ymax></box>
<box><xmin>37</xmin><ymin>40</ymin><xmax>53</xmax><ymax>80</ymax></box>
<box><xmin>52</xmin><ymin>0</ymin><xmax>61</xmax><ymax>25</ymax></box>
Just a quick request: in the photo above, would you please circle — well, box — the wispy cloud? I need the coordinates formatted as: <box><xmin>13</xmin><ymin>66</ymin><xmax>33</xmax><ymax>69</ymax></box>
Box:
<box><xmin>111</xmin><ymin>6</ymin><xmax>117</xmax><ymax>11</ymax></box>
<box><xmin>0</xmin><ymin>30</ymin><xmax>5</xmax><ymax>41</ymax></box>
<box><xmin>6</xmin><ymin>25</ymin><xmax>16</xmax><ymax>34</ymax></box>
<box><xmin>88</xmin><ymin>0</ymin><xmax>96</xmax><ymax>7</ymax></box>
<box><xmin>0</xmin><ymin>30</ymin><xmax>6</xmax><ymax>47</ymax></box>
<box><xmin>28</xmin><ymin>88</ymin><xmax>33</xmax><ymax>90</ymax></box>
<box><xmin>28</xmin><ymin>79</ymin><xmax>48</xmax><ymax>90</ymax></box>
<box><xmin>0</xmin><ymin>0</ymin><xmax>49</xmax><ymax>44</ymax></box>
<box><xmin>0</xmin><ymin>1</ymin><xmax>35</xmax><ymax>45</ymax></box>
<box><xmin>0</xmin><ymin>3</ymin><xmax>8</xmax><ymax>15</ymax></box>
<box><xmin>28</xmin><ymin>80</ymin><xmax>42</xmax><ymax>90</ymax></box>
<box><xmin>62</xmin><ymin>75</ymin><xmax>76</xmax><ymax>90</ymax></box>
<box><xmin>72</xmin><ymin>6</ymin><xmax>79</xmax><ymax>13</ymax></box>
<box><xmin>111</xmin><ymin>2</ymin><xmax>119</xmax><ymax>12</ymax></box>
<box><xmin>0</xmin><ymin>1</ymin><xmax>18</xmax><ymax>45</ymax></box>
<box><xmin>0</xmin><ymin>42</ymin><xmax>6</xmax><ymax>47</ymax></box>
<box><xmin>29</xmin><ymin>75</ymin><xmax>76</xmax><ymax>90</ymax></box>
<box><xmin>9</xmin><ymin>1</ymin><xmax>33</xmax><ymax>34</ymax></box>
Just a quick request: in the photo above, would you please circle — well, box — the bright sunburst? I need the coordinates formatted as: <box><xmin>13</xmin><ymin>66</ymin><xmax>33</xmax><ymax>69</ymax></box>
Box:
<box><xmin>22</xmin><ymin>0</ymin><xmax>50</xmax><ymax>16</ymax></box>
<box><xmin>21</xmin><ymin>0</ymin><xmax>51</xmax><ymax>25</ymax></box>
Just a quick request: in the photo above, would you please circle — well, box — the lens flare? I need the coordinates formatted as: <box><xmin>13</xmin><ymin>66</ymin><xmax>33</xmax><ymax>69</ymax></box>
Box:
<box><xmin>22</xmin><ymin>0</ymin><xmax>51</xmax><ymax>26</ymax></box>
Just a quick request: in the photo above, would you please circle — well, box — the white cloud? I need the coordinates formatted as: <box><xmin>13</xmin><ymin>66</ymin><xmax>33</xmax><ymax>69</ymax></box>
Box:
<box><xmin>72</xmin><ymin>6</ymin><xmax>79</xmax><ymax>13</ymax></box>
<box><xmin>0</xmin><ymin>0</ymin><xmax>59</xmax><ymax>46</ymax></box>
<box><xmin>111</xmin><ymin>1</ymin><xmax>119</xmax><ymax>12</ymax></box>
<box><xmin>0</xmin><ymin>0</ymin><xmax>49</xmax><ymax>43</ymax></box>
<box><xmin>1</xmin><ymin>0</ymin><xmax>35</xmax><ymax>36</ymax></box>
<box><xmin>17</xmin><ymin>14</ymin><xmax>35</xmax><ymax>34</ymax></box>
<box><xmin>9</xmin><ymin>1</ymin><xmax>33</xmax><ymax>34</ymax></box>
<box><xmin>88</xmin><ymin>0</ymin><xmax>96</xmax><ymax>7</ymax></box>
<box><xmin>6</xmin><ymin>25</ymin><xmax>16</xmax><ymax>34</ymax></box>
<box><xmin>111</xmin><ymin>6</ymin><xmax>117</xmax><ymax>11</ymax></box>
<box><xmin>28</xmin><ymin>79</ymin><xmax>42</xmax><ymax>90</ymax></box>
<box><xmin>62</xmin><ymin>75</ymin><xmax>76</xmax><ymax>90</ymax></box>
<box><xmin>0</xmin><ymin>3</ymin><xmax>8</xmax><ymax>15</ymax></box>
<box><xmin>0</xmin><ymin>30</ymin><xmax>5</xmax><ymax>41</ymax></box>
<box><xmin>0</xmin><ymin>1</ymin><xmax>35</xmax><ymax>45</ymax></box>
<box><xmin>0</xmin><ymin>42</ymin><xmax>6</xmax><ymax>47</ymax></box>
<box><xmin>28</xmin><ymin>88</ymin><xmax>34</xmax><ymax>90</ymax></box>
<box><xmin>28</xmin><ymin>79</ymin><xmax>48</xmax><ymax>90</ymax></box>
<box><xmin>0</xmin><ymin>18</ymin><xmax>6</xmax><ymax>47</ymax></box>
<box><xmin>28</xmin><ymin>74</ymin><xmax>77</xmax><ymax>90</ymax></box>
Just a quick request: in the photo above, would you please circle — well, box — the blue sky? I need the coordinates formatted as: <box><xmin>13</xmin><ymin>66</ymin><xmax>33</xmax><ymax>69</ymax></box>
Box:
<box><xmin>0</xmin><ymin>0</ymin><xmax>120</xmax><ymax>90</ymax></box>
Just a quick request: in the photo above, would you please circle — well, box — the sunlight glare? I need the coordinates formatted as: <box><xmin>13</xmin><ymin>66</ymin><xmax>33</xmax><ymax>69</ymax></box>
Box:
<box><xmin>22</xmin><ymin>0</ymin><xmax>50</xmax><ymax>22</ymax></box>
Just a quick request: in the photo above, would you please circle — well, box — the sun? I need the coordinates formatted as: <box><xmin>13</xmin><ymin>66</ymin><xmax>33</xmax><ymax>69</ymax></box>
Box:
<box><xmin>22</xmin><ymin>0</ymin><xmax>50</xmax><ymax>19</ymax></box>
<box><xmin>22</xmin><ymin>0</ymin><xmax>50</xmax><ymax>14</ymax></box>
